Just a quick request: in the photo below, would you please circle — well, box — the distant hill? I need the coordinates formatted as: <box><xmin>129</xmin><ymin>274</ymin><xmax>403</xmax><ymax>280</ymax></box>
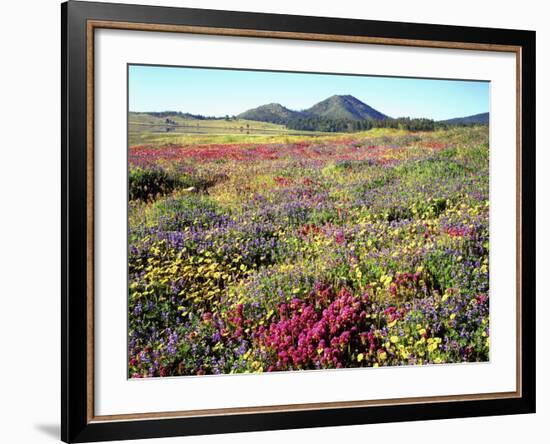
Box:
<box><xmin>131</xmin><ymin>100</ymin><xmax>489</xmax><ymax>134</ymax></box>
<box><xmin>130</xmin><ymin>111</ymin><xmax>212</xmax><ymax>120</ymax></box>
<box><xmin>304</xmin><ymin>95</ymin><xmax>388</xmax><ymax>121</ymax></box>
<box><xmin>440</xmin><ymin>112</ymin><xmax>489</xmax><ymax>125</ymax></box>
<box><xmin>237</xmin><ymin>95</ymin><xmax>388</xmax><ymax>125</ymax></box>
<box><xmin>237</xmin><ymin>103</ymin><xmax>302</xmax><ymax>124</ymax></box>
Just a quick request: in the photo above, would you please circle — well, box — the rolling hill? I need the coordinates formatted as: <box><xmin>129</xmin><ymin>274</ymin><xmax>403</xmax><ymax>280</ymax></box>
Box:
<box><xmin>237</xmin><ymin>103</ymin><xmax>302</xmax><ymax>124</ymax></box>
<box><xmin>440</xmin><ymin>112</ymin><xmax>489</xmax><ymax>125</ymax></box>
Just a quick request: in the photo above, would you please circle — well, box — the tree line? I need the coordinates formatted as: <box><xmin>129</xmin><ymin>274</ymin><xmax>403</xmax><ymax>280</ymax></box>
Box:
<box><xmin>285</xmin><ymin>116</ymin><xmax>481</xmax><ymax>133</ymax></box>
<box><xmin>139</xmin><ymin>112</ymin><xmax>486</xmax><ymax>133</ymax></box>
<box><xmin>143</xmin><ymin>111</ymin><xmax>217</xmax><ymax>120</ymax></box>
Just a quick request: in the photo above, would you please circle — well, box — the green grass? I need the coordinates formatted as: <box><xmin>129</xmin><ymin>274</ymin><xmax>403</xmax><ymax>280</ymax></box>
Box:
<box><xmin>130</xmin><ymin>113</ymin><xmax>287</xmax><ymax>130</ymax></box>
<box><xmin>129</xmin><ymin>113</ymin><xmax>339</xmax><ymax>146</ymax></box>
<box><xmin>129</xmin><ymin>116</ymin><xmax>421</xmax><ymax>147</ymax></box>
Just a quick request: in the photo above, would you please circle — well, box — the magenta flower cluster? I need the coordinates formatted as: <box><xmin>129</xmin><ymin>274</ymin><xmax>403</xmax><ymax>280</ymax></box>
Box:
<box><xmin>259</xmin><ymin>287</ymin><xmax>377</xmax><ymax>370</ymax></box>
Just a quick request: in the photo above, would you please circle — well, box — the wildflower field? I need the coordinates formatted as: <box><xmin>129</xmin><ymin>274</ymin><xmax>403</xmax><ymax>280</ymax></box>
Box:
<box><xmin>128</xmin><ymin>126</ymin><xmax>490</xmax><ymax>377</ymax></box>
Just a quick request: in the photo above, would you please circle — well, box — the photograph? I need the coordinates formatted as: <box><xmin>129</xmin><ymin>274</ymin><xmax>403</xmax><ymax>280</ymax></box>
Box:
<box><xmin>57</xmin><ymin>1</ymin><xmax>536</xmax><ymax>441</ymax></box>
<box><xmin>127</xmin><ymin>65</ymin><xmax>491</xmax><ymax>378</ymax></box>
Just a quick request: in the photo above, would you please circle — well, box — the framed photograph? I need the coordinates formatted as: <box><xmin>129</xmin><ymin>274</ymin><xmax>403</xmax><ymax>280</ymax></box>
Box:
<box><xmin>62</xmin><ymin>1</ymin><xmax>536</xmax><ymax>442</ymax></box>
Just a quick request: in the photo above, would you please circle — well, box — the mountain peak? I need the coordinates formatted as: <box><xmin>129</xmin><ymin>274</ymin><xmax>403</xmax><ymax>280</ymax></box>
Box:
<box><xmin>264</xmin><ymin>102</ymin><xmax>287</xmax><ymax>108</ymax></box>
<box><xmin>330</xmin><ymin>94</ymin><xmax>356</xmax><ymax>99</ymax></box>
<box><xmin>305</xmin><ymin>95</ymin><xmax>388</xmax><ymax>121</ymax></box>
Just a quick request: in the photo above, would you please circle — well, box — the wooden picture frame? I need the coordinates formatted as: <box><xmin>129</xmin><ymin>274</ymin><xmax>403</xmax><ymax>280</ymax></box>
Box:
<box><xmin>62</xmin><ymin>1</ymin><xmax>536</xmax><ymax>442</ymax></box>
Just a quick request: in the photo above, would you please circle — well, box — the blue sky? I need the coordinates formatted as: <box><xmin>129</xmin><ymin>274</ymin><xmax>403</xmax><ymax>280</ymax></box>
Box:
<box><xmin>128</xmin><ymin>65</ymin><xmax>489</xmax><ymax>121</ymax></box>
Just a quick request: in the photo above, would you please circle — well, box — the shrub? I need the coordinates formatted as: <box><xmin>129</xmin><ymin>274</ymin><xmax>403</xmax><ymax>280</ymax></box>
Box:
<box><xmin>129</xmin><ymin>167</ymin><xmax>179</xmax><ymax>201</ymax></box>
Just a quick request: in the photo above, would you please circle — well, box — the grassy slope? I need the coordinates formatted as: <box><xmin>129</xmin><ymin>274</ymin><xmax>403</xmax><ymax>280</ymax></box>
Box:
<box><xmin>128</xmin><ymin>125</ymin><xmax>421</xmax><ymax>148</ymax></box>
<box><xmin>129</xmin><ymin>112</ymin><xmax>340</xmax><ymax>146</ymax></box>
<box><xmin>130</xmin><ymin>112</ymin><xmax>287</xmax><ymax>130</ymax></box>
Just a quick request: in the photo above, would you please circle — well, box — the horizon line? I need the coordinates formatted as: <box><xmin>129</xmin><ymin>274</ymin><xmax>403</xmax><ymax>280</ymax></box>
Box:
<box><xmin>129</xmin><ymin>93</ymin><xmax>490</xmax><ymax>121</ymax></box>
<box><xmin>128</xmin><ymin>108</ymin><xmax>490</xmax><ymax>121</ymax></box>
